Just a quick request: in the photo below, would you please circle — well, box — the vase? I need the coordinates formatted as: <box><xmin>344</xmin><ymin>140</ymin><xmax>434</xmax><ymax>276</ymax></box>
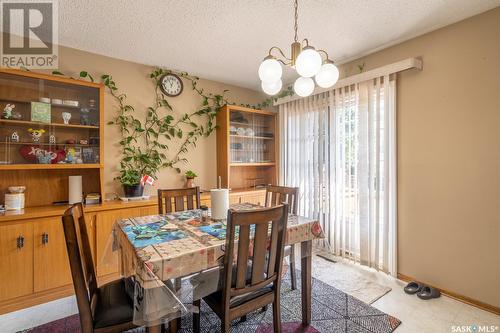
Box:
<box><xmin>185</xmin><ymin>178</ymin><xmax>195</xmax><ymax>188</ymax></box>
<box><xmin>123</xmin><ymin>184</ymin><xmax>144</xmax><ymax>197</ymax></box>
<box><xmin>62</xmin><ymin>112</ymin><xmax>72</xmax><ymax>124</ymax></box>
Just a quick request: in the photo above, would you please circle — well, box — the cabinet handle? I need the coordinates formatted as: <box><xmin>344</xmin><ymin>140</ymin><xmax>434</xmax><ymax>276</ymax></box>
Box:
<box><xmin>42</xmin><ymin>233</ymin><xmax>49</xmax><ymax>245</ymax></box>
<box><xmin>17</xmin><ymin>235</ymin><xmax>24</xmax><ymax>249</ymax></box>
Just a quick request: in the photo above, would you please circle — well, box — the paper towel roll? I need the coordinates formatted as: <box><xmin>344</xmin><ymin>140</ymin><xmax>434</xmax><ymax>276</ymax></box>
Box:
<box><xmin>210</xmin><ymin>188</ymin><xmax>229</xmax><ymax>220</ymax></box>
<box><xmin>69</xmin><ymin>176</ymin><xmax>83</xmax><ymax>204</ymax></box>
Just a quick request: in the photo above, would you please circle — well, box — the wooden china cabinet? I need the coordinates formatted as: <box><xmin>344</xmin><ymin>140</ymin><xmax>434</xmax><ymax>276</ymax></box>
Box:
<box><xmin>216</xmin><ymin>105</ymin><xmax>279</xmax><ymax>204</ymax></box>
<box><xmin>0</xmin><ymin>68</ymin><xmax>107</xmax><ymax>312</ymax></box>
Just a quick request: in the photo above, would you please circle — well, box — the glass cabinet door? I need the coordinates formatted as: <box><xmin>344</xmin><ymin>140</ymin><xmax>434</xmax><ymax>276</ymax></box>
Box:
<box><xmin>229</xmin><ymin>110</ymin><xmax>275</xmax><ymax>164</ymax></box>
<box><xmin>0</xmin><ymin>72</ymin><xmax>101</xmax><ymax>166</ymax></box>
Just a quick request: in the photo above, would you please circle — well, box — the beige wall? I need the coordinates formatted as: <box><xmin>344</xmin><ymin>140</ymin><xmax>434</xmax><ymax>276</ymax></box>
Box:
<box><xmin>51</xmin><ymin>46</ymin><xmax>265</xmax><ymax>196</ymax></box>
<box><xmin>340</xmin><ymin>7</ymin><xmax>500</xmax><ymax>307</ymax></box>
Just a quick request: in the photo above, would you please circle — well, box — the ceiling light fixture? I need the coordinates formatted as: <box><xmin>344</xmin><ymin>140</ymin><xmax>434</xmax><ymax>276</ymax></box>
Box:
<box><xmin>258</xmin><ymin>0</ymin><xmax>339</xmax><ymax>97</ymax></box>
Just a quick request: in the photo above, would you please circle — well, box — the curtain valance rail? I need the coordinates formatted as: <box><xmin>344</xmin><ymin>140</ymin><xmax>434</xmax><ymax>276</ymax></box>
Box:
<box><xmin>274</xmin><ymin>57</ymin><xmax>422</xmax><ymax>106</ymax></box>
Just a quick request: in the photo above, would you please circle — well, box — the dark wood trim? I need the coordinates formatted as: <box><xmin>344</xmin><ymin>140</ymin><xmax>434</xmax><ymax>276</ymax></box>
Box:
<box><xmin>301</xmin><ymin>240</ymin><xmax>312</xmax><ymax>325</ymax></box>
<box><xmin>397</xmin><ymin>273</ymin><xmax>500</xmax><ymax>315</ymax></box>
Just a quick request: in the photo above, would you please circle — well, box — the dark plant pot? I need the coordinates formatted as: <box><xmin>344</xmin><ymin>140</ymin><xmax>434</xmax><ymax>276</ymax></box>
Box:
<box><xmin>123</xmin><ymin>184</ymin><xmax>144</xmax><ymax>198</ymax></box>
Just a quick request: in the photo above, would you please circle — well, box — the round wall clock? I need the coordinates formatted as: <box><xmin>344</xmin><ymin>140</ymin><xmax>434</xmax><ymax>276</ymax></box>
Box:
<box><xmin>159</xmin><ymin>74</ymin><xmax>184</xmax><ymax>97</ymax></box>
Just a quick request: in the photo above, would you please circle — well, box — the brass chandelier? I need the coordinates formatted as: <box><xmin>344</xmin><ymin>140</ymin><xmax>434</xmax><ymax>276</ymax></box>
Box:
<box><xmin>258</xmin><ymin>0</ymin><xmax>339</xmax><ymax>97</ymax></box>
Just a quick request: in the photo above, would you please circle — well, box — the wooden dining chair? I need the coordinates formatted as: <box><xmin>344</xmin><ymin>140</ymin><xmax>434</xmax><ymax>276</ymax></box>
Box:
<box><xmin>193</xmin><ymin>204</ymin><xmax>289</xmax><ymax>333</ymax></box>
<box><xmin>61</xmin><ymin>203</ymin><xmax>138</xmax><ymax>333</ymax></box>
<box><xmin>158</xmin><ymin>186</ymin><xmax>201</xmax><ymax>332</ymax></box>
<box><xmin>264</xmin><ymin>185</ymin><xmax>299</xmax><ymax>290</ymax></box>
<box><xmin>158</xmin><ymin>186</ymin><xmax>201</xmax><ymax>214</ymax></box>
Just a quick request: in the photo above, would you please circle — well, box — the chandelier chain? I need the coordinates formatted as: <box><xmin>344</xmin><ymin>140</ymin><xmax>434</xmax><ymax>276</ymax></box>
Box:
<box><xmin>294</xmin><ymin>0</ymin><xmax>298</xmax><ymax>42</ymax></box>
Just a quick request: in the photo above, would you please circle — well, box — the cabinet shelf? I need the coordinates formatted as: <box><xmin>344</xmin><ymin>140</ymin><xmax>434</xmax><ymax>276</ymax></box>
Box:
<box><xmin>0</xmin><ymin>119</ymin><xmax>99</xmax><ymax>129</ymax></box>
<box><xmin>230</xmin><ymin>134</ymin><xmax>274</xmax><ymax>140</ymax></box>
<box><xmin>0</xmin><ymin>163</ymin><xmax>102</xmax><ymax>170</ymax></box>
<box><xmin>0</xmin><ymin>98</ymin><xmax>82</xmax><ymax>110</ymax></box>
<box><xmin>230</xmin><ymin>162</ymin><xmax>275</xmax><ymax>167</ymax></box>
<box><xmin>230</xmin><ymin>121</ymin><xmax>268</xmax><ymax>128</ymax></box>
<box><xmin>1</xmin><ymin>141</ymin><xmax>99</xmax><ymax>147</ymax></box>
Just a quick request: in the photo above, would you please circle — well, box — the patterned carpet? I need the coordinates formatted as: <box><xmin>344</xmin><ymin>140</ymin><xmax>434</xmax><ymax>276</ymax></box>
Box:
<box><xmin>23</xmin><ymin>272</ymin><xmax>401</xmax><ymax>333</ymax></box>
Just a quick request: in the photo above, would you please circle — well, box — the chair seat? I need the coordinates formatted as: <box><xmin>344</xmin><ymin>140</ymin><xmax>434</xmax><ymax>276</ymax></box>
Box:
<box><xmin>93</xmin><ymin>278</ymin><xmax>134</xmax><ymax>329</ymax></box>
<box><xmin>206</xmin><ymin>285</ymin><xmax>274</xmax><ymax>308</ymax></box>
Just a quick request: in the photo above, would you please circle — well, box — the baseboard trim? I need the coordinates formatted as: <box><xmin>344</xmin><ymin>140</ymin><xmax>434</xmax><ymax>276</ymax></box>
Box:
<box><xmin>397</xmin><ymin>273</ymin><xmax>500</xmax><ymax>315</ymax></box>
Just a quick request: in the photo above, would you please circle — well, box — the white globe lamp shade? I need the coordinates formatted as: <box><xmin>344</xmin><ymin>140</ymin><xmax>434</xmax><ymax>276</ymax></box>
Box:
<box><xmin>258</xmin><ymin>57</ymin><xmax>282</xmax><ymax>83</ymax></box>
<box><xmin>293</xmin><ymin>77</ymin><xmax>315</xmax><ymax>97</ymax></box>
<box><xmin>315</xmin><ymin>62</ymin><xmax>339</xmax><ymax>88</ymax></box>
<box><xmin>295</xmin><ymin>47</ymin><xmax>322</xmax><ymax>78</ymax></box>
<box><xmin>261</xmin><ymin>79</ymin><xmax>282</xmax><ymax>96</ymax></box>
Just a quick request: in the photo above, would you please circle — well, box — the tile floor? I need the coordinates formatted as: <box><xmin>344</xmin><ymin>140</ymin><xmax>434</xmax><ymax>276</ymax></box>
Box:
<box><xmin>0</xmin><ymin>257</ymin><xmax>498</xmax><ymax>333</ymax></box>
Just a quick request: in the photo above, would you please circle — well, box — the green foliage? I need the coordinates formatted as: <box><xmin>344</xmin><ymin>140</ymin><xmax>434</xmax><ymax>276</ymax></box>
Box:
<box><xmin>105</xmin><ymin>67</ymin><xmax>229</xmax><ymax>184</ymax></box>
<box><xmin>234</xmin><ymin>86</ymin><xmax>294</xmax><ymax>110</ymax></box>
<box><xmin>118</xmin><ymin>169</ymin><xmax>142</xmax><ymax>186</ymax></box>
<box><xmin>185</xmin><ymin>170</ymin><xmax>197</xmax><ymax>178</ymax></box>
<box><xmin>48</xmin><ymin>67</ymin><xmax>292</xmax><ymax>185</ymax></box>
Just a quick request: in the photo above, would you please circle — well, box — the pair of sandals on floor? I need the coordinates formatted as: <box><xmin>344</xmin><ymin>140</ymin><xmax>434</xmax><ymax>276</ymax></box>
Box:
<box><xmin>404</xmin><ymin>281</ymin><xmax>441</xmax><ymax>300</ymax></box>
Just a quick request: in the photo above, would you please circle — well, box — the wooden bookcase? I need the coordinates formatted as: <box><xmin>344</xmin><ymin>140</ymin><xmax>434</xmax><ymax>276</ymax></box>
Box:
<box><xmin>216</xmin><ymin>105</ymin><xmax>278</xmax><ymax>190</ymax></box>
<box><xmin>0</xmin><ymin>68</ymin><xmax>104</xmax><ymax>207</ymax></box>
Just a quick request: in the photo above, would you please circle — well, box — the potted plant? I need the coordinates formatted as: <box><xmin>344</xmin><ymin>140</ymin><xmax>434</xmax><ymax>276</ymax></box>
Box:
<box><xmin>118</xmin><ymin>169</ymin><xmax>144</xmax><ymax>197</ymax></box>
<box><xmin>185</xmin><ymin>170</ymin><xmax>197</xmax><ymax>188</ymax></box>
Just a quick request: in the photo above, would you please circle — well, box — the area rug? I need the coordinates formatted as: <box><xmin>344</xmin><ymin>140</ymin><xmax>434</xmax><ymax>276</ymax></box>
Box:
<box><xmin>21</xmin><ymin>272</ymin><xmax>400</xmax><ymax>333</ymax></box>
<box><xmin>309</xmin><ymin>254</ymin><xmax>392</xmax><ymax>304</ymax></box>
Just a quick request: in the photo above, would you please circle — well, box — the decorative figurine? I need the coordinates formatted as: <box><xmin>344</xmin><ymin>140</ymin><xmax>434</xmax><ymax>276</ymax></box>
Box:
<box><xmin>65</xmin><ymin>147</ymin><xmax>76</xmax><ymax>163</ymax></box>
<box><xmin>49</xmin><ymin>135</ymin><xmax>56</xmax><ymax>144</ymax></box>
<box><xmin>11</xmin><ymin>132</ymin><xmax>19</xmax><ymax>143</ymax></box>
<box><xmin>27</xmin><ymin>128</ymin><xmax>46</xmax><ymax>142</ymax></box>
<box><xmin>36</xmin><ymin>150</ymin><xmax>52</xmax><ymax>164</ymax></box>
<box><xmin>62</xmin><ymin>112</ymin><xmax>72</xmax><ymax>124</ymax></box>
<box><xmin>2</xmin><ymin>104</ymin><xmax>15</xmax><ymax>119</ymax></box>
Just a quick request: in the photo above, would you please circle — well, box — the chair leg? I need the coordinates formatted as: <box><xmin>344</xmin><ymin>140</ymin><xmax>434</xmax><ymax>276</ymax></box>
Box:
<box><xmin>290</xmin><ymin>245</ymin><xmax>297</xmax><ymax>290</ymax></box>
<box><xmin>173</xmin><ymin>278</ymin><xmax>182</xmax><ymax>329</ymax></box>
<box><xmin>193</xmin><ymin>299</ymin><xmax>201</xmax><ymax>333</ymax></box>
<box><xmin>221</xmin><ymin>317</ymin><xmax>231</xmax><ymax>333</ymax></box>
<box><xmin>272</xmin><ymin>300</ymin><xmax>282</xmax><ymax>333</ymax></box>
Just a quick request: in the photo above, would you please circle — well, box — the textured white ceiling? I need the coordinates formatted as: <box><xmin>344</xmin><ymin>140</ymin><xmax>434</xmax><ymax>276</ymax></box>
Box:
<box><xmin>55</xmin><ymin>0</ymin><xmax>499</xmax><ymax>90</ymax></box>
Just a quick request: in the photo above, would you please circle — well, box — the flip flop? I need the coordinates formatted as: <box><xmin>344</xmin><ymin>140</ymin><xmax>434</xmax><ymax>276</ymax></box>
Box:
<box><xmin>417</xmin><ymin>286</ymin><xmax>441</xmax><ymax>300</ymax></box>
<box><xmin>404</xmin><ymin>281</ymin><xmax>424</xmax><ymax>294</ymax></box>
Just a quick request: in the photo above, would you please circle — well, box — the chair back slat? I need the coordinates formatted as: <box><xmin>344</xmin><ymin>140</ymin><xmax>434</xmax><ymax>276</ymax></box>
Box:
<box><xmin>251</xmin><ymin>222</ymin><xmax>269</xmax><ymax>284</ymax></box>
<box><xmin>62</xmin><ymin>203</ymin><xmax>97</xmax><ymax>333</ymax></box>
<box><xmin>235</xmin><ymin>224</ymin><xmax>250</xmax><ymax>289</ymax></box>
<box><xmin>158</xmin><ymin>187</ymin><xmax>201</xmax><ymax>214</ymax></box>
<box><xmin>266</xmin><ymin>219</ymin><xmax>279</xmax><ymax>277</ymax></box>
<box><xmin>265</xmin><ymin>185</ymin><xmax>299</xmax><ymax>215</ymax></box>
<box><xmin>174</xmin><ymin>196</ymin><xmax>185</xmax><ymax>211</ymax></box>
<box><xmin>187</xmin><ymin>194</ymin><xmax>195</xmax><ymax>210</ymax></box>
<box><xmin>223</xmin><ymin>204</ymin><xmax>288</xmax><ymax>308</ymax></box>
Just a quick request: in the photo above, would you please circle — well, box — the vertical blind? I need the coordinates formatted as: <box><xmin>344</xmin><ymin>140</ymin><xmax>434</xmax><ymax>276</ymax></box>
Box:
<box><xmin>279</xmin><ymin>75</ymin><xmax>397</xmax><ymax>276</ymax></box>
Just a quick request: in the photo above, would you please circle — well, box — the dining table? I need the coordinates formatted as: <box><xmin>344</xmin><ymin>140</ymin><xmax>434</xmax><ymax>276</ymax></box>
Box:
<box><xmin>107</xmin><ymin>203</ymin><xmax>324</xmax><ymax>332</ymax></box>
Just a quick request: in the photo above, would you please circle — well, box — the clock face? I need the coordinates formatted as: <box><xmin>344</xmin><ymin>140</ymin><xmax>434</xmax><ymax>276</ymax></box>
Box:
<box><xmin>160</xmin><ymin>74</ymin><xmax>183</xmax><ymax>97</ymax></box>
